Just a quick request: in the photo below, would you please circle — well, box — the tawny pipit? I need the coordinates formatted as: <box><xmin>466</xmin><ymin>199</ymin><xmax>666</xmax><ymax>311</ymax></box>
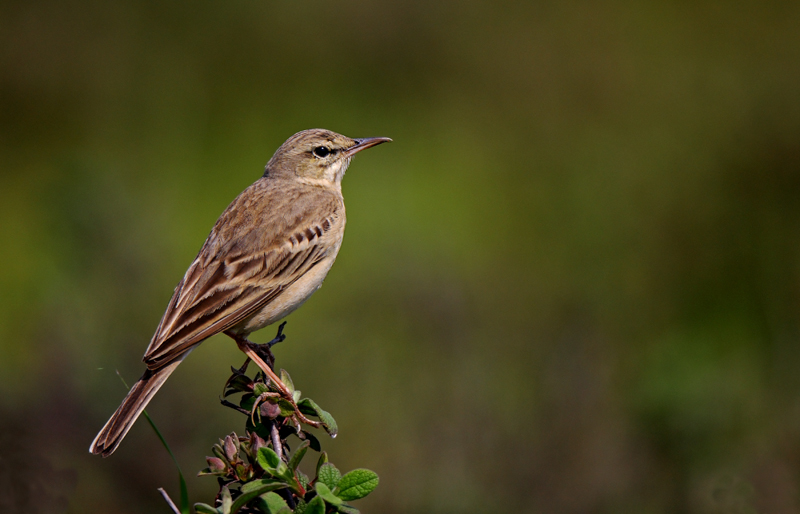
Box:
<box><xmin>90</xmin><ymin>129</ymin><xmax>390</xmax><ymax>457</ymax></box>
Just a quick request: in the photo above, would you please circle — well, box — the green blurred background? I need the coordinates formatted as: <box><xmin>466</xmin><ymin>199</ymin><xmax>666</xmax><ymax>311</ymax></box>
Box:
<box><xmin>2</xmin><ymin>0</ymin><xmax>800</xmax><ymax>512</ymax></box>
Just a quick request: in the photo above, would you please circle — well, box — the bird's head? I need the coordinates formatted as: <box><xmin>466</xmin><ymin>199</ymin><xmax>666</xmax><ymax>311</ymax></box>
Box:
<box><xmin>265</xmin><ymin>128</ymin><xmax>391</xmax><ymax>185</ymax></box>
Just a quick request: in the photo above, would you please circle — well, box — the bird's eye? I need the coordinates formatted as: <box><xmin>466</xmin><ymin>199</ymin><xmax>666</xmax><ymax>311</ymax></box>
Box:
<box><xmin>312</xmin><ymin>146</ymin><xmax>331</xmax><ymax>158</ymax></box>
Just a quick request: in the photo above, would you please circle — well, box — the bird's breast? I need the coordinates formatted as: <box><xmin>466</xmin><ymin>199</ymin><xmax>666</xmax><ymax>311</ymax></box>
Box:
<box><xmin>231</xmin><ymin>215</ymin><xmax>346</xmax><ymax>335</ymax></box>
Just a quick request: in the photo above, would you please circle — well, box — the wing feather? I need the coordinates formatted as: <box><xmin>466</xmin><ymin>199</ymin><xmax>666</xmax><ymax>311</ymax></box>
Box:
<box><xmin>142</xmin><ymin>179</ymin><xmax>342</xmax><ymax>369</ymax></box>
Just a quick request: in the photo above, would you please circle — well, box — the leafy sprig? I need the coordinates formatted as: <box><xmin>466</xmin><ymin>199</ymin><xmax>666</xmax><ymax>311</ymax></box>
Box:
<box><xmin>193</xmin><ymin>358</ymin><xmax>378</xmax><ymax>514</ymax></box>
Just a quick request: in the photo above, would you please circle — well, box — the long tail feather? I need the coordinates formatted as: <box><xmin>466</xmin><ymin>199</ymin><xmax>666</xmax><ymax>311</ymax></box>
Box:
<box><xmin>90</xmin><ymin>357</ymin><xmax>184</xmax><ymax>457</ymax></box>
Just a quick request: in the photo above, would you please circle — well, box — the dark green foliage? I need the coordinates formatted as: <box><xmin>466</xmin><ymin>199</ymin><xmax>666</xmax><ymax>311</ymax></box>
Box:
<box><xmin>193</xmin><ymin>362</ymin><xmax>377</xmax><ymax>514</ymax></box>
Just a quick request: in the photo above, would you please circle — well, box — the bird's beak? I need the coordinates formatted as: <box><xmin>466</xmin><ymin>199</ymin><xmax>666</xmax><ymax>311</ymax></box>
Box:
<box><xmin>346</xmin><ymin>137</ymin><xmax>392</xmax><ymax>157</ymax></box>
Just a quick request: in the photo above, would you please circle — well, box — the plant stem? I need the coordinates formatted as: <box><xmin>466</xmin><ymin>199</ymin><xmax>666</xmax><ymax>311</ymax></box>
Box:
<box><xmin>157</xmin><ymin>488</ymin><xmax>181</xmax><ymax>514</ymax></box>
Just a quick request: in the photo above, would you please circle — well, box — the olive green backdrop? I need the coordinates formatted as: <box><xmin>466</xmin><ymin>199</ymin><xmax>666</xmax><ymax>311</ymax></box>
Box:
<box><xmin>2</xmin><ymin>1</ymin><xmax>800</xmax><ymax>513</ymax></box>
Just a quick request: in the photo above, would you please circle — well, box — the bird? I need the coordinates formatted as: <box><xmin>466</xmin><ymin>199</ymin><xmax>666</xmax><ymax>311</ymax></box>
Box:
<box><xmin>90</xmin><ymin>128</ymin><xmax>391</xmax><ymax>457</ymax></box>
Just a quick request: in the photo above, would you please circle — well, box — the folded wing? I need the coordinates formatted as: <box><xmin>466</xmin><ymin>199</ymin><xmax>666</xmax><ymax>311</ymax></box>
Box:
<box><xmin>142</xmin><ymin>181</ymin><xmax>342</xmax><ymax>369</ymax></box>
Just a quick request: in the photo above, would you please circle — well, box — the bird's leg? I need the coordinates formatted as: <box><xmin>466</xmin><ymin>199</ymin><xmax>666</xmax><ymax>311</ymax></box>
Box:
<box><xmin>225</xmin><ymin>331</ymin><xmax>293</xmax><ymax>398</ymax></box>
<box><xmin>224</xmin><ymin>329</ymin><xmax>322</xmax><ymax>430</ymax></box>
<box><xmin>251</xmin><ymin>339</ymin><xmax>275</xmax><ymax>371</ymax></box>
<box><xmin>222</xmin><ymin>335</ymin><xmax>273</xmax><ymax>395</ymax></box>
<box><xmin>238</xmin><ymin>322</ymin><xmax>288</xmax><ymax>371</ymax></box>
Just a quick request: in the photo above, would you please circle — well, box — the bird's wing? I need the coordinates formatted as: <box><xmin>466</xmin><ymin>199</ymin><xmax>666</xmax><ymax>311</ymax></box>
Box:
<box><xmin>142</xmin><ymin>181</ymin><xmax>342</xmax><ymax>369</ymax></box>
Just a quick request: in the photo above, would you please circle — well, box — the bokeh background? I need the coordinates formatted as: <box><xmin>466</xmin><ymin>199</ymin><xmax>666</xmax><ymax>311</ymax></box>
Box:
<box><xmin>2</xmin><ymin>0</ymin><xmax>800</xmax><ymax>512</ymax></box>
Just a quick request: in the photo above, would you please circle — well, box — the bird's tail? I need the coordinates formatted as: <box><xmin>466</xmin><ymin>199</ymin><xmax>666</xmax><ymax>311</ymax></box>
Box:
<box><xmin>89</xmin><ymin>357</ymin><xmax>184</xmax><ymax>457</ymax></box>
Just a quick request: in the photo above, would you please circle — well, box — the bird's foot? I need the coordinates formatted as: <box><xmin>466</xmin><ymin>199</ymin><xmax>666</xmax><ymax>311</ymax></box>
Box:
<box><xmin>225</xmin><ymin>332</ymin><xmax>290</xmax><ymax>395</ymax></box>
<box><xmin>225</xmin><ymin>328</ymin><xmax>321</xmax><ymax>430</ymax></box>
<box><xmin>250</xmin><ymin>341</ymin><xmax>276</xmax><ymax>371</ymax></box>
<box><xmin>266</xmin><ymin>321</ymin><xmax>287</xmax><ymax>349</ymax></box>
<box><xmin>243</xmin><ymin>322</ymin><xmax>287</xmax><ymax>371</ymax></box>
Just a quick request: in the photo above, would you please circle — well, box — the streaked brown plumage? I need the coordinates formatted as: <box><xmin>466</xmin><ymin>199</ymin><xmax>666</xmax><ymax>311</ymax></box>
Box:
<box><xmin>90</xmin><ymin>129</ymin><xmax>390</xmax><ymax>457</ymax></box>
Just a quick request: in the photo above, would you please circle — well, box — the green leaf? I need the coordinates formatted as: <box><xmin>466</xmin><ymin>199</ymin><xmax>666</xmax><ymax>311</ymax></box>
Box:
<box><xmin>257</xmin><ymin>447</ymin><xmax>281</xmax><ymax>470</ymax></box>
<box><xmin>296</xmin><ymin>469</ymin><xmax>310</xmax><ymax>491</ymax></box>
<box><xmin>336</xmin><ymin>505</ymin><xmax>360</xmax><ymax>514</ymax></box>
<box><xmin>336</xmin><ymin>469</ymin><xmax>379</xmax><ymax>501</ymax></box>
<box><xmin>297</xmin><ymin>398</ymin><xmax>316</xmax><ymax>416</ymax></box>
<box><xmin>317</xmin><ymin>463</ymin><xmax>341</xmax><ymax>490</ymax></box>
<box><xmin>250</xmin><ymin>419</ymin><xmax>274</xmax><ymax>443</ymax></box>
<box><xmin>220</xmin><ymin>487</ymin><xmax>233</xmax><ymax>514</ymax></box>
<box><xmin>198</xmin><ymin>460</ymin><xmax>229</xmax><ymax>478</ymax></box>
<box><xmin>305</xmin><ymin>431</ymin><xmax>321</xmax><ymax>452</ymax></box>
<box><xmin>224</xmin><ymin>374</ymin><xmax>253</xmax><ymax>396</ymax></box>
<box><xmin>253</xmin><ymin>382</ymin><xmax>270</xmax><ymax>396</ymax></box>
<box><xmin>293</xmin><ymin>498</ymin><xmax>307</xmax><ymax>514</ymax></box>
<box><xmin>257</xmin><ymin>447</ymin><xmax>295</xmax><ymax>483</ymax></box>
<box><xmin>257</xmin><ymin>491</ymin><xmax>289</xmax><ymax>514</ymax></box>
<box><xmin>240</xmin><ymin>394</ymin><xmax>256</xmax><ymax>412</ymax></box>
<box><xmin>315</xmin><ymin>482</ymin><xmax>343</xmax><ymax>505</ymax></box>
<box><xmin>193</xmin><ymin>503</ymin><xmax>221</xmax><ymax>514</ymax></box>
<box><xmin>256</xmin><ymin>447</ymin><xmax>298</xmax><ymax>488</ymax></box>
<box><xmin>297</xmin><ymin>398</ymin><xmax>338</xmax><ymax>437</ymax></box>
<box><xmin>278</xmin><ymin>423</ymin><xmax>298</xmax><ymax>440</ymax></box>
<box><xmin>304</xmin><ymin>496</ymin><xmax>325</xmax><ymax>514</ymax></box>
<box><xmin>177</xmin><ymin>466</ymin><xmax>189</xmax><ymax>513</ymax></box>
<box><xmin>277</xmin><ymin>398</ymin><xmax>297</xmax><ymax>417</ymax></box>
<box><xmin>315</xmin><ymin>452</ymin><xmax>329</xmax><ymax>479</ymax></box>
<box><xmin>288</xmin><ymin>440</ymin><xmax>310</xmax><ymax>472</ymax></box>
<box><xmin>231</xmin><ymin>480</ymin><xmax>286</xmax><ymax>513</ymax></box>
<box><xmin>279</xmin><ymin>369</ymin><xmax>295</xmax><ymax>394</ymax></box>
<box><xmin>197</xmin><ymin>468</ymin><xmax>227</xmax><ymax>477</ymax></box>
<box><xmin>240</xmin><ymin>478</ymin><xmax>285</xmax><ymax>495</ymax></box>
<box><xmin>212</xmin><ymin>444</ymin><xmax>226</xmax><ymax>461</ymax></box>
